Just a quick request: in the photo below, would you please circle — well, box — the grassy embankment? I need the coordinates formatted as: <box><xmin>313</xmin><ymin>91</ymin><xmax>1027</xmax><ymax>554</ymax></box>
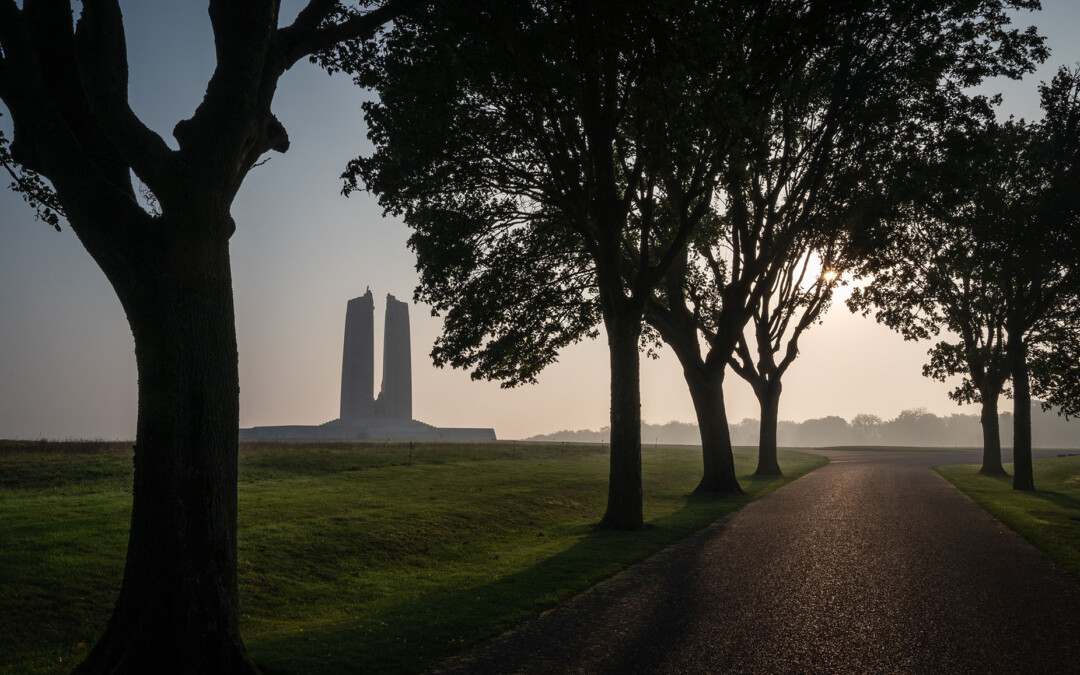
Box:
<box><xmin>936</xmin><ymin>454</ymin><xmax>1080</xmax><ymax>581</ymax></box>
<box><xmin>1</xmin><ymin>440</ymin><xmax>826</xmax><ymax>675</ymax></box>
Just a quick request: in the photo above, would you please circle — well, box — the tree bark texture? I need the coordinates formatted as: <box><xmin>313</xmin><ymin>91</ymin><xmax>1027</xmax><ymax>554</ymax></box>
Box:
<box><xmin>685</xmin><ymin>368</ymin><xmax>743</xmax><ymax>494</ymax></box>
<box><xmin>75</xmin><ymin>232</ymin><xmax>257</xmax><ymax>675</ymax></box>
<box><xmin>599</xmin><ymin>312</ymin><xmax>645</xmax><ymax>529</ymax></box>
<box><xmin>598</xmin><ymin>311</ymin><xmax>646</xmax><ymax>529</ymax></box>
<box><xmin>978</xmin><ymin>394</ymin><xmax>1007</xmax><ymax>476</ymax></box>
<box><xmin>755</xmin><ymin>380</ymin><xmax>783</xmax><ymax>477</ymax></box>
<box><xmin>1007</xmin><ymin>331</ymin><xmax>1035</xmax><ymax>491</ymax></box>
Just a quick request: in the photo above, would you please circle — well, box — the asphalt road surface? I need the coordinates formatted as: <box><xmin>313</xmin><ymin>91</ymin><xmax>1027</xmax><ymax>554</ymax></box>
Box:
<box><xmin>432</xmin><ymin>449</ymin><xmax>1080</xmax><ymax>674</ymax></box>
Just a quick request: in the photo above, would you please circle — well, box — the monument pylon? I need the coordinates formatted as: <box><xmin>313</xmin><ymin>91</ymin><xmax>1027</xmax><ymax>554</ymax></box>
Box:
<box><xmin>240</xmin><ymin>288</ymin><xmax>494</xmax><ymax>441</ymax></box>
<box><xmin>339</xmin><ymin>288</ymin><xmax>374</xmax><ymax>420</ymax></box>
<box><xmin>374</xmin><ymin>294</ymin><xmax>412</xmax><ymax>420</ymax></box>
<box><xmin>339</xmin><ymin>290</ymin><xmax>412</xmax><ymax>421</ymax></box>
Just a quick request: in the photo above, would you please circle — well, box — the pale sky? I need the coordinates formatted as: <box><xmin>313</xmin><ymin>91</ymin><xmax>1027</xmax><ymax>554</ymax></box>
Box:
<box><xmin>1</xmin><ymin>2</ymin><xmax>1078</xmax><ymax>441</ymax></box>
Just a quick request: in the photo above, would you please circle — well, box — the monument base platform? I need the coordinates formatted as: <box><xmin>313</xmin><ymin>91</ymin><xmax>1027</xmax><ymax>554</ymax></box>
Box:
<box><xmin>240</xmin><ymin>417</ymin><xmax>496</xmax><ymax>442</ymax></box>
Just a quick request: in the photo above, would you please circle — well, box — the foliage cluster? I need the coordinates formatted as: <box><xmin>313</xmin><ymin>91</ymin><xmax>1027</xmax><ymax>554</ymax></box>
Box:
<box><xmin>851</xmin><ymin>64</ymin><xmax>1080</xmax><ymax>486</ymax></box>
<box><xmin>345</xmin><ymin>0</ymin><xmax>1051</xmax><ymax>508</ymax></box>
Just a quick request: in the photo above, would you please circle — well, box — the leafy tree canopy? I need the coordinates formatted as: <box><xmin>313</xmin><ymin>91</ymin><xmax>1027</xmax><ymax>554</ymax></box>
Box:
<box><xmin>331</xmin><ymin>0</ymin><xmax>756</xmax><ymax>386</ymax></box>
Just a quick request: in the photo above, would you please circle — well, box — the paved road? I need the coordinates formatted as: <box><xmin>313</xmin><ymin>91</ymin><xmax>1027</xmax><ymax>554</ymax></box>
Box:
<box><xmin>433</xmin><ymin>450</ymin><xmax>1080</xmax><ymax>674</ymax></box>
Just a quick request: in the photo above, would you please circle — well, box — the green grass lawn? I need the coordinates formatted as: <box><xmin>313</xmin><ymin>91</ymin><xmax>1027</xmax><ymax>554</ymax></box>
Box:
<box><xmin>0</xmin><ymin>440</ymin><xmax>826</xmax><ymax>675</ymax></box>
<box><xmin>818</xmin><ymin>445</ymin><xmax>978</xmax><ymax>452</ymax></box>
<box><xmin>936</xmin><ymin>454</ymin><xmax>1080</xmax><ymax>581</ymax></box>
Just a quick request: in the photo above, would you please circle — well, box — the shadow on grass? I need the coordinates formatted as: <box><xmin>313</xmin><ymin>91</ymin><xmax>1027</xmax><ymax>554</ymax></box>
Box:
<box><xmin>249</xmin><ymin>483</ymin><xmax>779</xmax><ymax>675</ymax></box>
<box><xmin>1023</xmin><ymin>489</ymin><xmax>1080</xmax><ymax>512</ymax></box>
<box><xmin>965</xmin><ymin>471</ymin><xmax>1080</xmax><ymax>512</ymax></box>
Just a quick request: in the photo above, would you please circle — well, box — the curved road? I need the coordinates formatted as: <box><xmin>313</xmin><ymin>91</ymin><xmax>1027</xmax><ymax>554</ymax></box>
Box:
<box><xmin>433</xmin><ymin>450</ymin><xmax>1080</xmax><ymax>674</ymax></box>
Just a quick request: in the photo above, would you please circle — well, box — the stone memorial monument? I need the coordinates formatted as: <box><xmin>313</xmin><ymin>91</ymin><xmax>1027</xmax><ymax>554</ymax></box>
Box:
<box><xmin>241</xmin><ymin>289</ymin><xmax>495</xmax><ymax>441</ymax></box>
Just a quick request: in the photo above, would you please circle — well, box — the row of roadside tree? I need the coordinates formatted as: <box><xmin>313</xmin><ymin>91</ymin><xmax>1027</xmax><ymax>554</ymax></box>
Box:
<box><xmin>348</xmin><ymin>0</ymin><xmax>1079</xmax><ymax>528</ymax></box>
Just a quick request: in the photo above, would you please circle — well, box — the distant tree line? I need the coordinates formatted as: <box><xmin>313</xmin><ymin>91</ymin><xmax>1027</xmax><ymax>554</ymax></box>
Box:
<box><xmin>529</xmin><ymin>406</ymin><xmax>1080</xmax><ymax>449</ymax></box>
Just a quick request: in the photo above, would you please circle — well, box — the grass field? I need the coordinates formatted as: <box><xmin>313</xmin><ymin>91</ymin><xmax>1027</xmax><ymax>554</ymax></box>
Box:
<box><xmin>819</xmin><ymin>445</ymin><xmax>977</xmax><ymax>452</ymax></box>
<box><xmin>821</xmin><ymin>445</ymin><xmax>1080</xmax><ymax>453</ymax></box>
<box><xmin>0</xmin><ymin>440</ymin><xmax>826</xmax><ymax>675</ymax></box>
<box><xmin>936</xmin><ymin>454</ymin><xmax>1080</xmax><ymax>581</ymax></box>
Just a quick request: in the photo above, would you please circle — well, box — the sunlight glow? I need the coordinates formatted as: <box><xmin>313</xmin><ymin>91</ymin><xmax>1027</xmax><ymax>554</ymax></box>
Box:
<box><xmin>823</xmin><ymin>269</ymin><xmax>839</xmax><ymax>283</ymax></box>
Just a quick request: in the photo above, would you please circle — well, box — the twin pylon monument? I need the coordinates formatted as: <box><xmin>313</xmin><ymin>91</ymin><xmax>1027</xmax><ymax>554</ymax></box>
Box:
<box><xmin>340</xmin><ymin>289</ymin><xmax>412</xmax><ymax>422</ymax></box>
<box><xmin>241</xmin><ymin>289</ymin><xmax>495</xmax><ymax>441</ymax></box>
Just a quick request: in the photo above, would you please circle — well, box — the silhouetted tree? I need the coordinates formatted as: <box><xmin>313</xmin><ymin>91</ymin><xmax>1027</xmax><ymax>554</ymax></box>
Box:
<box><xmin>849</xmin><ymin>183</ymin><xmax>1014</xmax><ymax>474</ymax></box>
<box><xmin>1029</xmin><ymin>312</ymin><xmax>1080</xmax><ymax>421</ymax></box>
<box><xmin>982</xmin><ymin>67</ymin><xmax>1080</xmax><ymax>490</ymax></box>
<box><xmin>341</xmin><ymin>0</ymin><xmax>749</xmax><ymax>524</ymax></box>
<box><xmin>729</xmin><ymin>234</ymin><xmax>851</xmax><ymax>475</ymax></box>
<box><xmin>645</xmin><ymin>0</ymin><xmax>1044</xmax><ymax>488</ymax></box>
<box><xmin>851</xmin><ymin>413</ymin><xmax>884</xmax><ymax>444</ymax></box>
<box><xmin>0</xmin><ymin>2</ymin><xmax>409</xmax><ymax>671</ymax></box>
<box><xmin>853</xmin><ymin>65</ymin><xmax>1080</xmax><ymax>490</ymax></box>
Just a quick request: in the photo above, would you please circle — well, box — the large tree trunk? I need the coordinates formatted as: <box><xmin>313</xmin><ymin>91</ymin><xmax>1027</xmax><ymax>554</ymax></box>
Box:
<box><xmin>978</xmin><ymin>393</ymin><xmax>1007</xmax><ymax>477</ymax></box>
<box><xmin>599</xmin><ymin>312</ymin><xmax>645</xmax><ymax>530</ymax></box>
<box><xmin>755</xmin><ymin>379</ymin><xmax>783</xmax><ymax>477</ymax></box>
<box><xmin>685</xmin><ymin>368</ymin><xmax>743</xmax><ymax>494</ymax></box>
<box><xmin>1008</xmin><ymin>331</ymin><xmax>1035</xmax><ymax>491</ymax></box>
<box><xmin>0</xmin><ymin>4</ymin><xmax>399</xmax><ymax>671</ymax></box>
<box><xmin>76</xmin><ymin>231</ymin><xmax>258</xmax><ymax>674</ymax></box>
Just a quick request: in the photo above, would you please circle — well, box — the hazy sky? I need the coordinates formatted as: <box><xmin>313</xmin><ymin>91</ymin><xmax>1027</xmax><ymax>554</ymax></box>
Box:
<box><xmin>1</xmin><ymin>2</ymin><xmax>1078</xmax><ymax>441</ymax></box>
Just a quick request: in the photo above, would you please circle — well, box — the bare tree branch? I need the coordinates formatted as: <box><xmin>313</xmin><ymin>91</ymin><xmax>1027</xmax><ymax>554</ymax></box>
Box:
<box><xmin>289</xmin><ymin>0</ymin><xmax>338</xmax><ymax>33</ymax></box>
<box><xmin>74</xmin><ymin>0</ymin><xmax>177</xmax><ymax>195</ymax></box>
<box><xmin>278</xmin><ymin>0</ymin><xmax>415</xmax><ymax>69</ymax></box>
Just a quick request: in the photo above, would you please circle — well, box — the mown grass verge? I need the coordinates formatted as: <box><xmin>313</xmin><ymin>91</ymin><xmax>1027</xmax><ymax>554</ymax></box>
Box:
<box><xmin>821</xmin><ymin>445</ymin><xmax>1080</xmax><ymax>453</ymax></box>
<box><xmin>936</xmin><ymin>454</ymin><xmax>1080</xmax><ymax>582</ymax></box>
<box><xmin>819</xmin><ymin>445</ymin><xmax>976</xmax><ymax>452</ymax></box>
<box><xmin>1</xmin><ymin>440</ymin><xmax>826</xmax><ymax>674</ymax></box>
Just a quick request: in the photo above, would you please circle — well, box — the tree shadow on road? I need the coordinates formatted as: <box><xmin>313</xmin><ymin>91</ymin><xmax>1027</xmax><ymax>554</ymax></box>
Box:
<box><xmin>248</xmin><ymin>486</ymin><xmax>778</xmax><ymax>675</ymax></box>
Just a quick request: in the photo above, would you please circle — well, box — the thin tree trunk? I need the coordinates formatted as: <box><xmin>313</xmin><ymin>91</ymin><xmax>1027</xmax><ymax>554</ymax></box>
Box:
<box><xmin>978</xmin><ymin>393</ymin><xmax>1007</xmax><ymax>476</ymax></box>
<box><xmin>686</xmin><ymin>368</ymin><xmax>743</xmax><ymax>494</ymax></box>
<box><xmin>755</xmin><ymin>380</ymin><xmax>783</xmax><ymax>476</ymax></box>
<box><xmin>599</xmin><ymin>312</ymin><xmax>645</xmax><ymax>530</ymax></box>
<box><xmin>646</xmin><ymin>307</ymin><xmax>743</xmax><ymax>495</ymax></box>
<box><xmin>75</xmin><ymin>235</ymin><xmax>257</xmax><ymax>674</ymax></box>
<box><xmin>1008</xmin><ymin>332</ymin><xmax>1035</xmax><ymax>491</ymax></box>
